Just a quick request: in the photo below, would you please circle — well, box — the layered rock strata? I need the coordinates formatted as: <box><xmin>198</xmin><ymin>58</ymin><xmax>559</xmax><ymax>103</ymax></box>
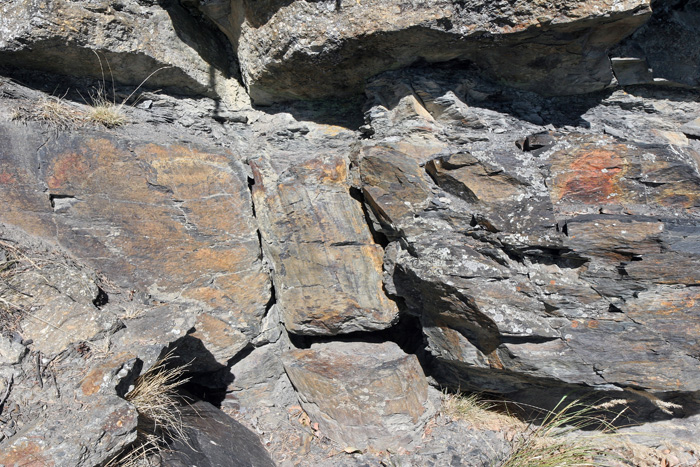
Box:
<box><xmin>195</xmin><ymin>0</ymin><xmax>651</xmax><ymax>103</ymax></box>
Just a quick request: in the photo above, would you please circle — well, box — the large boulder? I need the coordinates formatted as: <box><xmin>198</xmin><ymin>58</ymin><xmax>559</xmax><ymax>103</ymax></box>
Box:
<box><xmin>0</xmin><ymin>0</ymin><xmax>249</xmax><ymax>108</ymax></box>
<box><xmin>194</xmin><ymin>0</ymin><xmax>651</xmax><ymax>103</ymax></box>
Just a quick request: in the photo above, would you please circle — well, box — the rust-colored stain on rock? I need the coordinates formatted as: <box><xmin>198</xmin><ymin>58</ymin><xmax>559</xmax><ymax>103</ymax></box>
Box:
<box><xmin>79</xmin><ymin>352</ymin><xmax>133</xmax><ymax>397</ymax></box>
<box><xmin>0</xmin><ymin>441</ymin><xmax>54</xmax><ymax>467</ymax></box>
<box><xmin>47</xmin><ymin>151</ymin><xmax>90</xmax><ymax>190</ymax></box>
<box><xmin>1</xmin><ymin>135</ymin><xmax>269</xmax><ymax>335</ymax></box>
<box><xmin>552</xmin><ymin>148</ymin><xmax>626</xmax><ymax>204</ymax></box>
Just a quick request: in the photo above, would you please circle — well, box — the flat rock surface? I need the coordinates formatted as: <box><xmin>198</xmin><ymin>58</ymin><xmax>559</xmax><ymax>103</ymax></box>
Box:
<box><xmin>0</xmin><ymin>122</ymin><xmax>270</xmax><ymax>339</ymax></box>
<box><xmin>251</xmin><ymin>154</ymin><xmax>398</xmax><ymax>335</ymax></box>
<box><xmin>282</xmin><ymin>341</ymin><xmax>435</xmax><ymax>451</ymax></box>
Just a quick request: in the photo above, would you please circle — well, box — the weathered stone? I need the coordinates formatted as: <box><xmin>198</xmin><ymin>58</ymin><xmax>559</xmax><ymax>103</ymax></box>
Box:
<box><xmin>545</xmin><ymin>135</ymin><xmax>700</xmax><ymax>215</ymax></box>
<box><xmin>0</xmin><ymin>0</ymin><xmax>249</xmax><ymax>108</ymax></box>
<box><xmin>250</xmin><ymin>154</ymin><xmax>398</xmax><ymax>335</ymax></box>
<box><xmin>359</xmin><ymin>145</ymin><xmax>433</xmax><ymax>238</ymax></box>
<box><xmin>108</xmin><ymin>304</ymin><xmax>197</xmax><ymax>374</ymax></box>
<box><xmin>161</xmin><ymin>400</ymin><xmax>276</xmax><ymax>467</ymax></box>
<box><xmin>282</xmin><ymin>341</ymin><xmax>434</xmax><ymax>450</ymax></box>
<box><xmin>0</xmin><ymin>336</ymin><xmax>26</xmax><ymax>365</ymax></box>
<box><xmin>0</xmin><ymin>123</ymin><xmax>270</xmax><ymax>339</ymax></box>
<box><xmin>225</xmin><ymin>340</ymin><xmax>295</xmax><ymax>410</ymax></box>
<box><xmin>360</xmin><ymin>74</ymin><xmax>700</xmax><ymax>401</ymax></box>
<box><xmin>0</xmin><ymin>235</ymin><xmax>118</xmax><ymax>356</ymax></box>
<box><xmin>681</xmin><ymin>117</ymin><xmax>700</xmax><ymax>138</ymax></box>
<box><xmin>0</xmin><ymin>348</ymin><xmax>141</xmax><ymax>466</ymax></box>
<box><xmin>196</xmin><ymin>0</ymin><xmax>650</xmax><ymax>103</ymax></box>
<box><xmin>613</xmin><ymin>0</ymin><xmax>700</xmax><ymax>88</ymax></box>
<box><xmin>611</xmin><ymin>57</ymin><xmax>654</xmax><ymax>85</ymax></box>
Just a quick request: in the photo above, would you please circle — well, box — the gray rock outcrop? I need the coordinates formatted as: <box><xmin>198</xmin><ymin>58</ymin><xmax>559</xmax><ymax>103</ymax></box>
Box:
<box><xmin>1</xmin><ymin>0</ymin><xmax>700</xmax><ymax>465</ymax></box>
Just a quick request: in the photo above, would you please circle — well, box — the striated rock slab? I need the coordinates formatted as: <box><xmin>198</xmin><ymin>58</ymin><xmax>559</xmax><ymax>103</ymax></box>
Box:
<box><xmin>162</xmin><ymin>400</ymin><xmax>276</xmax><ymax>467</ymax></box>
<box><xmin>0</xmin><ymin>344</ymin><xmax>141</xmax><ymax>466</ymax></box>
<box><xmin>0</xmin><ymin>236</ymin><xmax>118</xmax><ymax>356</ymax></box>
<box><xmin>250</xmin><ymin>154</ymin><xmax>398</xmax><ymax>335</ymax></box>
<box><xmin>196</xmin><ymin>0</ymin><xmax>650</xmax><ymax>103</ymax></box>
<box><xmin>0</xmin><ymin>0</ymin><xmax>249</xmax><ymax>108</ymax></box>
<box><xmin>0</xmin><ymin>122</ymin><xmax>270</xmax><ymax>339</ymax></box>
<box><xmin>359</xmin><ymin>75</ymin><xmax>700</xmax><ymax>400</ymax></box>
<box><xmin>282</xmin><ymin>341</ymin><xmax>434</xmax><ymax>450</ymax></box>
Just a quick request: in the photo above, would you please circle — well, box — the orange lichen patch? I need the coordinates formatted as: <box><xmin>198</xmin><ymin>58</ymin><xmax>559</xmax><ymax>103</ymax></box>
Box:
<box><xmin>627</xmin><ymin>289</ymin><xmax>700</xmax><ymax>355</ymax></box>
<box><xmin>102</xmin><ymin>405</ymin><xmax>138</xmax><ymax>433</ymax></box>
<box><xmin>0</xmin><ymin>171</ymin><xmax>16</xmax><ymax>184</ymax></box>
<box><xmin>295</xmin><ymin>156</ymin><xmax>348</xmax><ymax>185</ymax></box>
<box><xmin>551</xmin><ymin>147</ymin><xmax>628</xmax><ymax>204</ymax></box>
<box><xmin>657</xmin><ymin>182</ymin><xmax>700</xmax><ymax>209</ymax></box>
<box><xmin>80</xmin><ymin>352</ymin><xmax>134</xmax><ymax>396</ymax></box>
<box><xmin>47</xmin><ymin>151</ymin><xmax>90</xmax><ymax>190</ymax></box>
<box><xmin>586</xmin><ymin>319</ymin><xmax>600</xmax><ymax>329</ymax></box>
<box><xmin>487</xmin><ymin>350</ymin><xmax>505</xmax><ymax>370</ymax></box>
<box><xmin>0</xmin><ymin>441</ymin><xmax>54</xmax><ymax>467</ymax></box>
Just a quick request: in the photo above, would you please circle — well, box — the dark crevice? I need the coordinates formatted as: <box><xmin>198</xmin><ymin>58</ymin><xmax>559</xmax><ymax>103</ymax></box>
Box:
<box><xmin>92</xmin><ymin>287</ymin><xmax>109</xmax><ymax>308</ymax></box>
<box><xmin>350</xmin><ymin>186</ymin><xmax>389</xmax><ymax>248</ymax></box>
<box><xmin>498</xmin><ymin>335</ymin><xmax>560</xmax><ymax>345</ymax></box>
<box><xmin>161</xmin><ymin>331</ymin><xmax>247</xmax><ymax>409</ymax></box>
<box><xmin>287</xmin><ymin>312</ymin><xmax>426</xmax><ymax>357</ymax></box>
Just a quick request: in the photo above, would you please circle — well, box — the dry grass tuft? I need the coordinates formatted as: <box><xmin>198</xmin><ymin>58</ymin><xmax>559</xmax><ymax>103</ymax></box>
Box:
<box><xmin>441</xmin><ymin>391</ymin><xmax>527</xmax><ymax>433</ymax></box>
<box><xmin>11</xmin><ymin>95</ymin><xmax>85</xmax><ymax>129</ymax></box>
<box><xmin>87</xmin><ymin>97</ymin><xmax>128</xmax><ymax>128</ymax></box>
<box><xmin>107</xmin><ymin>351</ymin><xmax>191</xmax><ymax>466</ymax></box>
<box><xmin>495</xmin><ymin>396</ymin><xmax>622</xmax><ymax>467</ymax></box>
<box><xmin>0</xmin><ymin>240</ymin><xmax>40</xmax><ymax>336</ymax></box>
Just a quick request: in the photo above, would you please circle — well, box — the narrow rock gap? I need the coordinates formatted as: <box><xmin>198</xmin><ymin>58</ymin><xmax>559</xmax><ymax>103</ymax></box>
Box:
<box><xmin>92</xmin><ymin>286</ymin><xmax>109</xmax><ymax>308</ymax></box>
<box><xmin>349</xmin><ymin>186</ymin><xmax>389</xmax><ymax>247</ymax></box>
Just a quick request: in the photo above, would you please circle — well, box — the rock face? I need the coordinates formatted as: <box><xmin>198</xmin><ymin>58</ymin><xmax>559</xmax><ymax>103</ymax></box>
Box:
<box><xmin>0</xmin><ymin>121</ymin><xmax>270</xmax><ymax>340</ymax></box>
<box><xmin>251</xmin><ymin>152</ymin><xmax>398</xmax><ymax>335</ymax></box>
<box><xmin>0</xmin><ymin>0</ymin><xmax>249</xmax><ymax>108</ymax></box>
<box><xmin>359</xmin><ymin>70</ymin><xmax>700</xmax><ymax>402</ymax></box>
<box><xmin>613</xmin><ymin>0</ymin><xmax>700</xmax><ymax>88</ymax></box>
<box><xmin>2</xmin><ymin>0</ymin><xmax>700</xmax><ymax>465</ymax></box>
<box><xmin>196</xmin><ymin>0</ymin><xmax>651</xmax><ymax>103</ymax></box>
<box><xmin>282</xmin><ymin>341</ymin><xmax>434</xmax><ymax>450</ymax></box>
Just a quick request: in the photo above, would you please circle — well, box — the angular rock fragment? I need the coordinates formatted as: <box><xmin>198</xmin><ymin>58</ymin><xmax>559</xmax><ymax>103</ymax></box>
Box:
<box><xmin>359</xmin><ymin>146</ymin><xmax>433</xmax><ymax>238</ymax></box>
<box><xmin>251</xmin><ymin>155</ymin><xmax>398</xmax><ymax>335</ymax></box>
<box><xmin>611</xmin><ymin>57</ymin><xmax>654</xmax><ymax>86</ymax></box>
<box><xmin>282</xmin><ymin>342</ymin><xmax>434</xmax><ymax>450</ymax></box>
<box><xmin>681</xmin><ymin>117</ymin><xmax>700</xmax><ymax>138</ymax></box>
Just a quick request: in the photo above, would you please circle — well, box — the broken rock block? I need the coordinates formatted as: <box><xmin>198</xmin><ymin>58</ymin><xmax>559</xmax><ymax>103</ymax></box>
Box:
<box><xmin>251</xmin><ymin>155</ymin><xmax>398</xmax><ymax>335</ymax></box>
<box><xmin>282</xmin><ymin>341</ymin><xmax>434</xmax><ymax>451</ymax></box>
